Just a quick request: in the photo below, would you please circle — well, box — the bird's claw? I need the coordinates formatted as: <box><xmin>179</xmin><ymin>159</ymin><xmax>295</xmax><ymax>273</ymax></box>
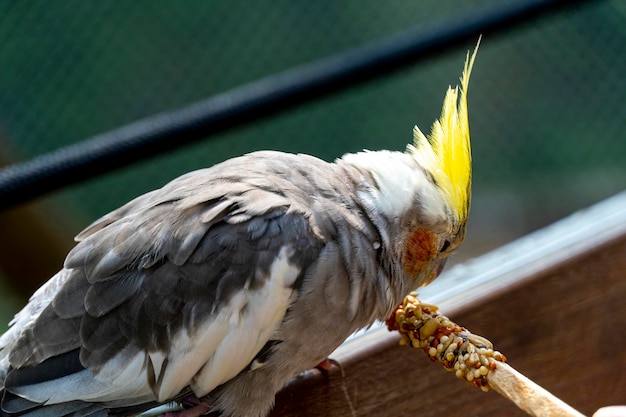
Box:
<box><xmin>160</xmin><ymin>396</ymin><xmax>216</xmax><ymax>417</ymax></box>
<box><xmin>315</xmin><ymin>357</ymin><xmax>340</xmax><ymax>374</ymax></box>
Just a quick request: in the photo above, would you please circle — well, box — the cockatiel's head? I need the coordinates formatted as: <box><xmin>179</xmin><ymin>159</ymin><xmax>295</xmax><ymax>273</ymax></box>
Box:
<box><xmin>343</xmin><ymin>43</ymin><xmax>478</xmax><ymax>294</ymax></box>
<box><xmin>403</xmin><ymin>44</ymin><xmax>477</xmax><ymax>281</ymax></box>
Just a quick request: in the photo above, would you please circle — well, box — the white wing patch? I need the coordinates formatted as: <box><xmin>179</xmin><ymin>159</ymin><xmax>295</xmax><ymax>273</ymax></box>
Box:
<box><xmin>4</xmin><ymin>247</ymin><xmax>301</xmax><ymax>406</ymax></box>
<box><xmin>190</xmin><ymin>246</ymin><xmax>300</xmax><ymax>397</ymax></box>
<box><xmin>92</xmin><ymin>245</ymin><xmax>300</xmax><ymax>403</ymax></box>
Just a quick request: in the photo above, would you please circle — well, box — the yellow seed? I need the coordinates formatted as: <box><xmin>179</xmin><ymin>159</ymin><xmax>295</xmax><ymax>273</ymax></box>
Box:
<box><xmin>455</xmin><ymin>369</ymin><xmax>464</xmax><ymax>379</ymax></box>
<box><xmin>473</xmin><ymin>368</ymin><xmax>482</xmax><ymax>379</ymax></box>
<box><xmin>446</xmin><ymin>352</ymin><xmax>455</xmax><ymax>362</ymax></box>
<box><xmin>428</xmin><ymin>347</ymin><xmax>437</xmax><ymax>357</ymax></box>
<box><xmin>420</xmin><ymin>318</ymin><xmax>440</xmax><ymax>338</ymax></box>
<box><xmin>479</xmin><ymin>365</ymin><xmax>489</xmax><ymax>376</ymax></box>
<box><xmin>480</xmin><ymin>385</ymin><xmax>490</xmax><ymax>392</ymax></box>
<box><xmin>466</xmin><ymin>372</ymin><xmax>475</xmax><ymax>382</ymax></box>
<box><xmin>422</xmin><ymin>302</ymin><xmax>439</xmax><ymax>313</ymax></box>
<box><xmin>470</xmin><ymin>334</ymin><xmax>492</xmax><ymax>348</ymax></box>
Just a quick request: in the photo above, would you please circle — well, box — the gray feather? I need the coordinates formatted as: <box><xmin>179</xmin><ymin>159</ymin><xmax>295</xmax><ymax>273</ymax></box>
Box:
<box><xmin>1</xmin><ymin>150</ymin><xmax>407</xmax><ymax>417</ymax></box>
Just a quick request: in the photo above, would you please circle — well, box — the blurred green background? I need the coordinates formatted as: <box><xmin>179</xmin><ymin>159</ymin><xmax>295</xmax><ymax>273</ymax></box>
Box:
<box><xmin>0</xmin><ymin>1</ymin><xmax>625</xmax><ymax>329</ymax></box>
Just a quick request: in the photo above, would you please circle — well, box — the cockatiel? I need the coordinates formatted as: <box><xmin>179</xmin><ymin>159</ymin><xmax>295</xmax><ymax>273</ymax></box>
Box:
<box><xmin>0</xmin><ymin>45</ymin><xmax>477</xmax><ymax>417</ymax></box>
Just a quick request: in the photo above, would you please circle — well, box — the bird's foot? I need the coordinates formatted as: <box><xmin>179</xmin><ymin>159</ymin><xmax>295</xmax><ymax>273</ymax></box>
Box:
<box><xmin>315</xmin><ymin>357</ymin><xmax>340</xmax><ymax>374</ymax></box>
<box><xmin>160</xmin><ymin>396</ymin><xmax>217</xmax><ymax>417</ymax></box>
<box><xmin>161</xmin><ymin>404</ymin><xmax>210</xmax><ymax>417</ymax></box>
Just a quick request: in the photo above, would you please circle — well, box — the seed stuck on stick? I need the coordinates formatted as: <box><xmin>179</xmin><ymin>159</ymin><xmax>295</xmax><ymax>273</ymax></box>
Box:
<box><xmin>386</xmin><ymin>292</ymin><xmax>505</xmax><ymax>392</ymax></box>
<box><xmin>386</xmin><ymin>292</ymin><xmax>587</xmax><ymax>417</ymax></box>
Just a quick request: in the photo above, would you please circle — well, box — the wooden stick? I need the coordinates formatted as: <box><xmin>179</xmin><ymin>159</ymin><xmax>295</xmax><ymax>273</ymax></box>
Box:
<box><xmin>387</xmin><ymin>292</ymin><xmax>587</xmax><ymax>417</ymax></box>
<box><xmin>489</xmin><ymin>361</ymin><xmax>585</xmax><ymax>417</ymax></box>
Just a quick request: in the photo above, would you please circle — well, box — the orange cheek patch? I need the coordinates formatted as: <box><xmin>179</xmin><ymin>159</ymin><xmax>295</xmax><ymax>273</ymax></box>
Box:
<box><xmin>404</xmin><ymin>227</ymin><xmax>436</xmax><ymax>274</ymax></box>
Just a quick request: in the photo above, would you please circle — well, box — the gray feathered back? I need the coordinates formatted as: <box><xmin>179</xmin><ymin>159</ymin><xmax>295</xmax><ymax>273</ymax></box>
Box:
<box><xmin>1</xmin><ymin>151</ymin><xmax>398</xmax><ymax>417</ymax></box>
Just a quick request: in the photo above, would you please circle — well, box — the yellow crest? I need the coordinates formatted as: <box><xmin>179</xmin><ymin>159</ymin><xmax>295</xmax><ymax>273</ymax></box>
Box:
<box><xmin>408</xmin><ymin>41</ymin><xmax>479</xmax><ymax>225</ymax></box>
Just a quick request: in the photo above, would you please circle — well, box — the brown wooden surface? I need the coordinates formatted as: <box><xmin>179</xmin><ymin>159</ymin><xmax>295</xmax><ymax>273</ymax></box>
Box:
<box><xmin>270</xmin><ymin>229</ymin><xmax>626</xmax><ymax>416</ymax></box>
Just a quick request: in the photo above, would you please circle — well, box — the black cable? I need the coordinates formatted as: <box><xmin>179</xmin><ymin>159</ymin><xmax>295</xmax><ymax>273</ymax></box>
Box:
<box><xmin>0</xmin><ymin>0</ymin><xmax>598</xmax><ymax>210</ymax></box>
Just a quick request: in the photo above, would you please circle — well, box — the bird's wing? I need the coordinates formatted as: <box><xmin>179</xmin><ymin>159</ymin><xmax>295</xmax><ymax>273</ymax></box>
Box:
<box><xmin>2</xmin><ymin>159</ymin><xmax>326</xmax><ymax>410</ymax></box>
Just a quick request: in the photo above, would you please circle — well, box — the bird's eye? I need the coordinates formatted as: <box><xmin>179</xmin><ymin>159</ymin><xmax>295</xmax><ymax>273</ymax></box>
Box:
<box><xmin>439</xmin><ymin>240</ymin><xmax>451</xmax><ymax>253</ymax></box>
